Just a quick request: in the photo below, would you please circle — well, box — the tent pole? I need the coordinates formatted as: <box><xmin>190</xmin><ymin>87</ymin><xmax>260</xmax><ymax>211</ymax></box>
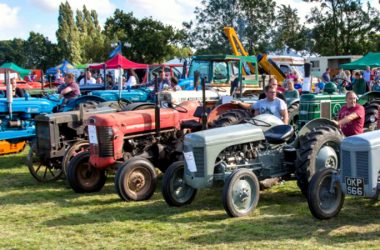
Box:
<box><xmin>118</xmin><ymin>66</ymin><xmax>122</xmax><ymax>100</ymax></box>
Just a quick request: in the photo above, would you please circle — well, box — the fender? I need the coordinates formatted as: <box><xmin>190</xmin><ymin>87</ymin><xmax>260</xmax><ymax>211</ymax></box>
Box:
<box><xmin>286</xmin><ymin>98</ymin><xmax>300</xmax><ymax>107</ymax></box>
<box><xmin>358</xmin><ymin>91</ymin><xmax>380</xmax><ymax>105</ymax></box>
<box><xmin>207</xmin><ymin>103</ymin><xmax>245</xmax><ymax>124</ymax></box>
<box><xmin>292</xmin><ymin>118</ymin><xmax>340</xmax><ymax>148</ymax></box>
<box><xmin>64</xmin><ymin>95</ymin><xmax>106</xmax><ymax>111</ymax></box>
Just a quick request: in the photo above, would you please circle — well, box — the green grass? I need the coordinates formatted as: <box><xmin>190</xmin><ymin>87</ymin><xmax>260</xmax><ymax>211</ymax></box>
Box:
<box><xmin>0</xmin><ymin>150</ymin><xmax>379</xmax><ymax>249</ymax></box>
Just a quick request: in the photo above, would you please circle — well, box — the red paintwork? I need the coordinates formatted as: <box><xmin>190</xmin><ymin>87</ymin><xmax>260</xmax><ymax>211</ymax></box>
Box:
<box><xmin>207</xmin><ymin>103</ymin><xmax>243</xmax><ymax>124</ymax></box>
<box><xmin>88</xmin><ymin>100</ymin><xmax>201</xmax><ymax>168</ymax></box>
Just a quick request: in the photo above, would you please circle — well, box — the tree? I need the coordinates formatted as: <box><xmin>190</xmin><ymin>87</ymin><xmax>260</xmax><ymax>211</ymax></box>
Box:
<box><xmin>306</xmin><ymin>0</ymin><xmax>380</xmax><ymax>55</ymax></box>
<box><xmin>56</xmin><ymin>1</ymin><xmax>82</xmax><ymax>64</ymax></box>
<box><xmin>103</xmin><ymin>9</ymin><xmax>186</xmax><ymax>63</ymax></box>
<box><xmin>24</xmin><ymin>32</ymin><xmax>60</xmax><ymax>71</ymax></box>
<box><xmin>183</xmin><ymin>0</ymin><xmax>276</xmax><ymax>54</ymax></box>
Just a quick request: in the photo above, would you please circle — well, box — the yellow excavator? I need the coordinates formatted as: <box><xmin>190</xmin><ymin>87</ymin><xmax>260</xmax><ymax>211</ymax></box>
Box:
<box><xmin>223</xmin><ymin>26</ymin><xmax>286</xmax><ymax>82</ymax></box>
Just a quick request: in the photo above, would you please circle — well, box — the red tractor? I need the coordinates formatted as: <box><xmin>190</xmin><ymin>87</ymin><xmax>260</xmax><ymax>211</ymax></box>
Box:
<box><xmin>67</xmin><ymin>100</ymin><xmax>204</xmax><ymax>201</ymax></box>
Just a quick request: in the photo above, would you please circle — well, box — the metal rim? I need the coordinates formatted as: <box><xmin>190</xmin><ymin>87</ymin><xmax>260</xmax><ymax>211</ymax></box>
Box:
<box><xmin>317</xmin><ymin>174</ymin><xmax>342</xmax><ymax>214</ymax></box>
<box><xmin>231</xmin><ymin>175</ymin><xmax>257</xmax><ymax>214</ymax></box>
<box><xmin>124</xmin><ymin>166</ymin><xmax>152</xmax><ymax>196</ymax></box>
<box><xmin>316</xmin><ymin>145</ymin><xmax>338</xmax><ymax>171</ymax></box>
<box><xmin>27</xmin><ymin>145</ymin><xmax>62</xmax><ymax>182</ymax></box>
<box><xmin>76</xmin><ymin>161</ymin><xmax>101</xmax><ymax>188</ymax></box>
<box><xmin>170</xmin><ymin>166</ymin><xmax>194</xmax><ymax>203</ymax></box>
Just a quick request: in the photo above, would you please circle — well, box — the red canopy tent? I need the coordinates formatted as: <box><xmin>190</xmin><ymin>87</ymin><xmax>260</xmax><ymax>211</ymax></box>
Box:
<box><xmin>89</xmin><ymin>54</ymin><xmax>148</xmax><ymax>69</ymax></box>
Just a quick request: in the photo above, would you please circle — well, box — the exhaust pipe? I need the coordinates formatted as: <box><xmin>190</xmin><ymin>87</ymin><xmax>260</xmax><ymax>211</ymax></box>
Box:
<box><xmin>5</xmin><ymin>71</ymin><xmax>13</xmax><ymax>120</ymax></box>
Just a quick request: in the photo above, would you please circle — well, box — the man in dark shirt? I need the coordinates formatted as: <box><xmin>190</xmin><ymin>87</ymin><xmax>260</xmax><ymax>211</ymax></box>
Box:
<box><xmin>11</xmin><ymin>78</ymin><xmax>25</xmax><ymax>97</ymax></box>
<box><xmin>57</xmin><ymin>73</ymin><xmax>80</xmax><ymax>103</ymax></box>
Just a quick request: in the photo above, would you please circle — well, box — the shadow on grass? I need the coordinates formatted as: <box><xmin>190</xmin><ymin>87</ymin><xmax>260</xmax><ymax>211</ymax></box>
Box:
<box><xmin>0</xmin><ymin>152</ymin><xmax>28</xmax><ymax>170</ymax></box>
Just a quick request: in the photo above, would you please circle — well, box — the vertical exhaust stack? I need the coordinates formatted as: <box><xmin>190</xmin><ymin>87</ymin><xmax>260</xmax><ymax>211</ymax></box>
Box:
<box><xmin>201</xmin><ymin>77</ymin><xmax>208</xmax><ymax>130</ymax></box>
<box><xmin>154</xmin><ymin>75</ymin><xmax>160</xmax><ymax>140</ymax></box>
<box><xmin>5</xmin><ymin>71</ymin><xmax>13</xmax><ymax>120</ymax></box>
<box><xmin>302</xmin><ymin>63</ymin><xmax>312</xmax><ymax>94</ymax></box>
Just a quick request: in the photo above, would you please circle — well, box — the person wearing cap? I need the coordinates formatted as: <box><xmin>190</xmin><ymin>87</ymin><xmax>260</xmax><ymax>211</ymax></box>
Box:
<box><xmin>336</xmin><ymin>91</ymin><xmax>365</xmax><ymax>136</ymax></box>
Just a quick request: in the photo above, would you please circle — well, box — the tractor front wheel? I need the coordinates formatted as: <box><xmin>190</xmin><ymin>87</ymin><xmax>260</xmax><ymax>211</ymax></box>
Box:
<box><xmin>161</xmin><ymin>161</ymin><xmax>197</xmax><ymax>206</ymax></box>
<box><xmin>223</xmin><ymin>169</ymin><xmax>260</xmax><ymax>217</ymax></box>
<box><xmin>307</xmin><ymin>168</ymin><xmax>345</xmax><ymax>220</ymax></box>
<box><xmin>62</xmin><ymin>140</ymin><xmax>89</xmax><ymax>176</ymax></box>
<box><xmin>115</xmin><ymin>158</ymin><xmax>157</xmax><ymax>201</ymax></box>
<box><xmin>67</xmin><ymin>152</ymin><xmax>106</xmax><ymax>193</ymax></box>
<box><xmin>27</xmin><ymin>142</ymin><xmax>63</xmax><ymax>182</ymax></box>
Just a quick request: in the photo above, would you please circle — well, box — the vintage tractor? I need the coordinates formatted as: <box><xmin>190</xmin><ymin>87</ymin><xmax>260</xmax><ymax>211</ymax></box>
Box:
<box><xmin>298</xmin><ymin>84</ymin><xmax>380</xmax><ymax>131</ymax></box>
<box><xmin>66</xmin><ymin>100</ymin><xmax>204</xmax><ymax>198</ymax></box>
<box><xmin>307</xmin><ymin>130</ymin><xmax>380</xmax><ymax>219</ymax></box>
<box><xmin>161</xmin><ymin>114</ymin><xmax>343</xmax><ymax>217</ymax></box>
<box><xmin>28</xmin><ymin>100</ymin><xmax>154</xmax><ymax>182</ymax></box>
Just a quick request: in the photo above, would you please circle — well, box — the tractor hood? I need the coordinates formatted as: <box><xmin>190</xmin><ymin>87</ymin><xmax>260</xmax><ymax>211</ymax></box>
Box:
<box><xmin>185</xmin><ymin>123</ymin><xmax>265</xmax><ymax>147</ymax></box>
<box><xmin>0</xmin><ymin>97</ymin><xmax>56</xmax><ymax>114</ymax></box>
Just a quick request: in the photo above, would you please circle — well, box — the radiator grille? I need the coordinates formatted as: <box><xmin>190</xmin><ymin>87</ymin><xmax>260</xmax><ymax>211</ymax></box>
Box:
<box><xmin>191</xmin><ymin>147</ymin><xmax>205</xmax><ymax>177</ymax></box>
<box><xmin>341</xmin><ymin>150</ymin><xmax>351</xmax><ymax>177</ymax></box>
<box><xmin>356</xmin><ymin>151</ymin><xmax>369</xmax><ymax>184</ymax></box>
<box><xmin>35</xmin><ymin>121</ymin><xmax>52</xmax><ymax>151</ymax></box>
<box><xmin>97</xmin><ymin>126</ymin><xmax>114</xmax><ymax>157</ymax></box>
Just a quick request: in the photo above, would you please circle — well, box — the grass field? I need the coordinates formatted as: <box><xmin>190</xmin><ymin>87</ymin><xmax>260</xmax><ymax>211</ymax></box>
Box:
<box><xmin>0</xmin><ymin>149</ymin><xmax>379</xmax><ymax>250</ymax></box>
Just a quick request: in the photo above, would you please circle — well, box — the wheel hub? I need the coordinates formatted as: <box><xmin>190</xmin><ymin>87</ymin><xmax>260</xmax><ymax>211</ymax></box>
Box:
<box><xmin>316</xmin><ymin>146</ymin><xmax>338</xmax><ymax>170</ymax></box>
<box><xmin>129</xmin><ymin>172</ymin><xmax>146</xmax><ymax>191</ymax></box>
<box><xmin>235</xmin><ymin>181</ymin><xmax>251</xmax><ymax>204</ymax></box>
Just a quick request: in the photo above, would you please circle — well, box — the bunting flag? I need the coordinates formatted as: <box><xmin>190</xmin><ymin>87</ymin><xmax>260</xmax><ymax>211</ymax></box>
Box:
<box><xmin>109</xmin><ymin>43</ymin><xmax>122</xmax><ymax>59</ymax></box>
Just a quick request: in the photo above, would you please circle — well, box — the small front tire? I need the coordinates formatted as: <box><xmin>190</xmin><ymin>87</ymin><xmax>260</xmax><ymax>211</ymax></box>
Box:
<box><xmin>307</xmin><ymin>168</ymin><xmax>345</xmax><ymax>220</ymax></box>
<box><xmin>223</xmin><ymin>169</ymin><xmax>260</xmax><ymax>217</ymax></box>
<box><xmin>161</xmin><ymin>161</ymin><xmax>197</xmax><ymax>206</ymax></box>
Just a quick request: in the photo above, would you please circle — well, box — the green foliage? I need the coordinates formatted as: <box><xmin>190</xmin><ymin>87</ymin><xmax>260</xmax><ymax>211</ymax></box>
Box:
<box><xmin>184</xmin><ymin>0</ymin><xmax>277</xmax><ymax>54</ymax></box>
<box><xmin>0</xmin><ymin>39</ymin><xmax>27</xmax><ymax>66</ymax></box>
<box><xmin>307</xmin><ymin>0</ymin><xmax>380</xmax><ymax>55</ymax></box>
<box><xmin>103</xmin><ymin>9</ymin><xmax>186</xmax><ymax>63</ymax></box>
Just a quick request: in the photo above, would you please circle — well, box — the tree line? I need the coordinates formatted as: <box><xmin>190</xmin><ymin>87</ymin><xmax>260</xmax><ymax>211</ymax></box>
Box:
<box><xmin>0</xmin><ymin>0</ymin><xmax>379</xmax><ymax>71</ymax></box>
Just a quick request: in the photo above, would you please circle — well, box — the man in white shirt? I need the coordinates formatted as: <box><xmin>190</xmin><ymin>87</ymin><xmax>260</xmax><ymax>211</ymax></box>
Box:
<box><xmin>79</xmin><ymin>71</ymin><xmax>96</xmax><ymax>85</ymax></box>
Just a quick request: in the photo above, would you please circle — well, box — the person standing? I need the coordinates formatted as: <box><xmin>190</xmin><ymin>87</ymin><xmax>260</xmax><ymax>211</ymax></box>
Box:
<box><xmin>352</xmin><ymin>71</ymin><xmax>366</xmax><ymax>95</ymax></box>
<box><xmin>362</xmin><ymin>66</ymin><xmax>371</xmax><ymax>91</ymax></box>
<box><xmin>79</xmin><ymin>71</ymin><xmax>96</xmax><ymax>85</ymax></box>
<box><xmin>336</xmin><ymin>91</ymin><xmax>365</xmax><ymax>136</ymax></box>
<box><xmin>233</xmin><ymin>85</ymin><xmax>289</xmax><ymax>124</ymax></box>
<box><xmin>321</xmin><ymin>68</ymin><xmax>331</xmax><ymax>82</ymax></box>
<box><xmin>284</xmin><ymin>80</ymin><xmax>299</xmax><ymax>99</ymax></box>
<box><xmin>125</xmin><ymin>68</ymin><xmax>139</xmax><ymax>91</ymax></box>
<box><xmin>158</xmin><ymin>70</ymin><xmax>170</xmax><ymax>91</ymax></box>
<box><xmin>58</xmin><ymin>73</ymin><xmax>80</xmax><ymax>103</ymax></box>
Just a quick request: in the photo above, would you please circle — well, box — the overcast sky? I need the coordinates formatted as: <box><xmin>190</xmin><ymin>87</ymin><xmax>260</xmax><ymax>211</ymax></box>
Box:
<box><xmin>0</xmin><ymin>0</ymin><xmax>379</xmax><ymax>42</ymax></box>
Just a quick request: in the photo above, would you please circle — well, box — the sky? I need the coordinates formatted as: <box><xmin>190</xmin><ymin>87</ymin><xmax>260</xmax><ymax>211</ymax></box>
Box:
<box><xmin>0</xmin><ymin>0</ymin><xmax>379</xmax><ymax>42</ymax></box>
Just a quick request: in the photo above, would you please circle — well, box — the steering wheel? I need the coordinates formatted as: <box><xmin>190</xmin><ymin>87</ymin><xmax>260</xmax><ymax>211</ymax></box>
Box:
<box><xmin>245</xmin><ymin>118</ymin><xmax>271</xmax><ymax>127</ymax></box>
<box><xmin>172</xmin><ymin>103</ymin><xmax>188</xmax><ymax>113</ymax></box>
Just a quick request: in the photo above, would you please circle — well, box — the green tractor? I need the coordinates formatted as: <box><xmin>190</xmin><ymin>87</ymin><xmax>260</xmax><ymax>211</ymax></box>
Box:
<box><xmin>298</xmin><ymin>83</ymin><xmax>380</xmax><ymax>131</ymax></box>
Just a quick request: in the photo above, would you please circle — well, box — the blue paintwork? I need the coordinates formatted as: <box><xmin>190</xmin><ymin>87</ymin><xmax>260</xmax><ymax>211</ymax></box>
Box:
<box><xmin>91</xmin><ymin>89</ymin><xmax>152</xmax><ymax>102</ymax></box>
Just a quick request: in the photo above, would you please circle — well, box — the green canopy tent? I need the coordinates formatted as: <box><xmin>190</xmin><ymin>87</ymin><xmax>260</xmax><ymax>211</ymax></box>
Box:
<box><xmin>341</xmin><ymin>52</ymin><xmax>380</xmax><ymax>70</ymax></box>
<box><xmin>0</xmin><ymin>62</ymin><xmax>31</xmax><ymax>78</ymax></box>
<box><xmin>75</xmin><ymin>63</ymin><xmax>88</xmax><ymax>69</ymax></box>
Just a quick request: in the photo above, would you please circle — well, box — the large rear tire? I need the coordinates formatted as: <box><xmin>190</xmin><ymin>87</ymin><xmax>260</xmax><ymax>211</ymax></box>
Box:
<box><xmin>364</xmin><ymin>99</ymin><xmax>380</xmax><ymax>131</ymax></box>
<box><xmin>115</xmin><ymin>157</ymin><xmax>157</xmax><ymax>201</ymax></box>
<box><xmin>210</xmin><ymin>109</ymin><xmax>252</xmax><ymax>128</ymax></box>
<box><xmin>67</xmin><ymin>152</ymin><xmax>106</xmax><ymax>193</ymax></box>
<box><xmin>296</xmin><ymin>126</ymin><xmax>343</xmax><ymax>195</ymax></box>
<box><xmin>223</xmin><ymin>169</ymin><xmax>260</xmax><ymax>217</ymax></box>
<box><xmin>161</xmin><ymin>161</ymin><xmax>197</xmax><ymax>206</ymax></box>
<box><xmin>307</xmin><ymin>168</ymin><xmax>345</xmax><ymax>220</ymax></box>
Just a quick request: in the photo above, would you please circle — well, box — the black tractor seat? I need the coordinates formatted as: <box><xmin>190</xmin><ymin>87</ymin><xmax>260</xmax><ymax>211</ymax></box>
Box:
<box><xmin>181</xmin><ymin>119</ymin><xmax>203</xmax><ymax>132</ymax></box>
<box><xmin>264</xmin><ymin>125</ymin><xmax>295</xmax><ymax>144</ymax></box>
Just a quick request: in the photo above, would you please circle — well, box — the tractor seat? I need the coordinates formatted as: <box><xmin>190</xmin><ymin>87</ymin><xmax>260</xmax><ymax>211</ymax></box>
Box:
<box><xmin>264</xmin><ymin>125</ymin><xmax>294</xmax><ymax>144</ymax></box>
<box><xmin>181</xmin><ymin>120</ymin><xmax>203</xmax><ymax>132</ymax></box>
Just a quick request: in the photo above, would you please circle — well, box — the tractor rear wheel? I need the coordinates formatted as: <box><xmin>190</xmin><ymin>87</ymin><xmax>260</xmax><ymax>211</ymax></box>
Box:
<box><xmin>307</xmin><ymin>168</ymin><xmax>345</xmax><ymax>220</ymax></box>
<box><xmin>27</xmin><ymin>142</ymin><xmax>63</xmax><ymax>182</ymax></box>
<box><xmin>288</xmin><ymin>102</ymin><xmax>299</xmax><ymax>130</ymax></box>
<box><xmin>62</xmin><ymin>140</ymin><xmax>89</xmax><ymax>176</ymax></box>
<box><xmin>364</xmin><ymin>100</ymin><xmax>380</xmax><ymax>131</ymax></box>
<box><xmin>223</xmin><ymin>169</ymin><xmax>260</xmax><ymax>217</ymax></box>
<box><xmin>67</xmin><ymin>152</ymin><xmax>106</xmax><ymax>193</ymax></box>
<box><xmin>161</xmin><ymin>161</ymin><xmax>197</xmax><ymax>206</ymax></box>
<box><xmin>210</xmin><ymin>109</ymin><xmax>252</xmax><ymax>128</ymax></box>
<box><xmin>296</xmin><ymin>126</ymin><xmax>343</xmax><ymax>195</ymax></box>
<box><xmin>115</xmin><ymin>157</ymin><xmax>157</xmax><ymax>201</ymax></box>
